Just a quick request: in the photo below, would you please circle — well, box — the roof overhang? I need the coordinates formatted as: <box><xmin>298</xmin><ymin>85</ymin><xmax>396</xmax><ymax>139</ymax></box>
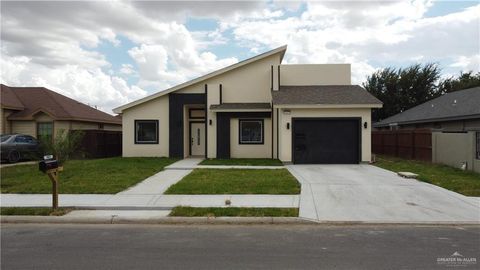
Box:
<box><xmin>113</xmin><ymin>45</ymin><xmax>287</xmax><ymax>114</ymax></box>
<box><xmin>273</xmin><ymin>104</ymin><xmax>383</xmax><ymax>109</ymax></box>
<box><xmin>373</xmin><ymin>113</ymin><xmax>480</xmax><ymax>127</ymax></box>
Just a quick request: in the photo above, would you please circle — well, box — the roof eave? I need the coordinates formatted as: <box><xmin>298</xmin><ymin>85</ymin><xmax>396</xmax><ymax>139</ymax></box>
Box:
<box><xmin>273</xmin><ymin>103</ymin><xmax>383</xmax><ymax>108</ymax></box>
<box><xmin>373</xmin><ymin>113</ymin><xmax>480</xmax><ymax>127</ymax></box>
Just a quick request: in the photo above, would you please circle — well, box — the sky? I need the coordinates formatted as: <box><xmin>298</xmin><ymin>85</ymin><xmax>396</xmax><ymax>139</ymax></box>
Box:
<box><xmin>1</xmin><ymin>0</ymin><xmax>479</xmax><ymax>114</ymax></box>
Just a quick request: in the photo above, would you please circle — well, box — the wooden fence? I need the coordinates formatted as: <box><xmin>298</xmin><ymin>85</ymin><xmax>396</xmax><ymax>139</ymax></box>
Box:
<box><xmin>74</xmin><ymin>130</ymin><xmax>122</xmax><ymax>158</ymax></box>
<box><xmin>372</xmin><ymin>129</ymin><xmax>432</xmax><ymax>161</ymax></box>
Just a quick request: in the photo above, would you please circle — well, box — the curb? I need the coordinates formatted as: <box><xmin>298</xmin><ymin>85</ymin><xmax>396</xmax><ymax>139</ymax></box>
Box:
<box><xmin>0</xmin><ymin>216</ymin><xmax>315</xmax><ymax>225</ymax></box>
<box><xmin>1</xmin><ymin>216</ymin><xmax>479</xmax><ymax>225</ymax></box>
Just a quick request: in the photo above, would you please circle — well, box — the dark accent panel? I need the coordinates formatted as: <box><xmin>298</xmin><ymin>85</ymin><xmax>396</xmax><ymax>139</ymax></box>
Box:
<box><xmin>219</xmin><ymin>84</ymin><xmax>223</xmax><ymax>104</ymax></box>
<box><xmin>169</xmin><ymin>93</ymin><xmax>206</xmax><ymax>158</ymax></box>
<box><xmin>276</xmin><ymin>108</ymin><xmax>279</xmax><ymax>159</ymax></box>
<box><xmin>292</xmin><ymin>118</ymin><xmax>361</xmax><ymax>164</ymax></box>
<box><xmin>270</xmin><ymin>65</ymin><xmax>273</xmax><ymax>91</ymax></box>
<box><xmin>216</xmin><ymin>112</ymin><xmax>271</xmax><ymax>159</ymax></box>
<box><xmin>277</xmin><ymin>65</ymin><xmax>280</xmax><ymax>87</ymax></box>
<box><xmin>204</xmin><ymin>84</ymin><xmax>208</xmax><ymax>159</ymax></box>
<box><xmin>271</xmin><ymin>106</ymin><xmax>274</xmax><ymax>159</ymax></box>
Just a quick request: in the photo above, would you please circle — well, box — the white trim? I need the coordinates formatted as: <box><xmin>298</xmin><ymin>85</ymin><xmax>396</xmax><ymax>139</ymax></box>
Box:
<box><xmin>273</xmin><ymin>104</ymin><xmax>382</xmax><ymax>109</ymax></box>
<box><xmin>113</xmin><ymin>45</ymin><xmax>287</xmax><ymax>114</ymax></box>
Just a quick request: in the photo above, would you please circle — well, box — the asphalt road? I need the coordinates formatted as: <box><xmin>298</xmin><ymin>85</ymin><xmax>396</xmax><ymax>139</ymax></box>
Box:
<box><xmin>2</xmin><ymin>224</ymin><xmax>479</xmax><ymax>269</ymax></box>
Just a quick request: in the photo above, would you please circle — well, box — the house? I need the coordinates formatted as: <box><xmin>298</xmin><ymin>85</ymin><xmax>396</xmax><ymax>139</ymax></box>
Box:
<box><xmin>113</xmin><ymin>45</ymin><xmax>382</xmax><ymax>164</ymax></box>
<box><xmin>372</xmin><ymin>87</ymin><xmax>480</xmax><ymax>173</ymax></box>
<box><xmin>373</xmin><ymin>87</ymin><xmax>480</xmax><ymax>131</ymax></box>
<box><xmin>1</xmin><ymin>84</ymin><xmax>122</xmax><ymax>141</ymax></box>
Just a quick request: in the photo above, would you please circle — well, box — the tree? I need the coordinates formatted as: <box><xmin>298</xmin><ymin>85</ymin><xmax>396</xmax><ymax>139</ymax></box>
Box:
<box><xmin>363</xmin><ymin>63</ymin><xmax>441</xmax><ymax>122</ymax></box>
<box><xmin>40</xmin><ymin>129</ymin><xmax>84</xmax><ymax>165</ymax></box>
<box><xmin>439</xmin><ymin>71</ymin><xmax>480</xmax><ymax>94</ymax></box>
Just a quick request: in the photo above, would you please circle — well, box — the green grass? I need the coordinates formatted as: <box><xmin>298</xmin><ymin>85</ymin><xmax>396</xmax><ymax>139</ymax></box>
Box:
<box><xmin>1</xmin><ymin>157</ymin><xmax>177</xmax><ymax>194</ymax></box>
<box><xmin>0</xmin><ymin>207</ymin><xmax>72</xmax><ymax>216</ymax></box>
<box><xmin>169</xmin><ymin>207</ymin><xmax>299</xmax><ymax>217</ymax></box>
<box><xmin>200</xmin><ymin>158</ymin><xmax>283</xmax><ymax>166</ymax></box>
<box><xmin>374</xmin><ymin>155</ymin><xmax>480</xmax><ymax>196</ymax></box>
<box><xmin>165</xmin><ymin>169</ymin><xmax>300</xmax><ymax>194</ymax></box>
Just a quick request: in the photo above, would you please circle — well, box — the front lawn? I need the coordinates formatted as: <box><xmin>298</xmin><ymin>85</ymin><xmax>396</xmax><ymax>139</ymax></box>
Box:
<box><xmin>1</xmin><ymin>157</ymin><xmax>177</xmax><ymax>194</ymax></box>
<box><xmin>374</xmin><ymin>155</ymin><xmax>480</xmax><ymax>196</ymax></box>
<box><xmin>169</xmin><ymin>207</ymin><xmax>299</xmax><ymax>217</ymax></box>
<box><xmin>0</xmin><ymin>207</ymin><xmax>72</xmax><ymax>216</ymax></box>
<box><xmin>200</xmin><ymin>158</ymin><xmax>283</xmax><ymax>166</ymax></box>
<box><xmin>165</xmin><ymin>169</ymin><xmax>300</xmax><ymax>194</ymax></box>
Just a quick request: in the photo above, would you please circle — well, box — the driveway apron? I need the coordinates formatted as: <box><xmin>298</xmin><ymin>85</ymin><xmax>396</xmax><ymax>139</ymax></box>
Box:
<box><xmin>287</xmin><ymin>164</ymin><xmax>480</xmax><ymax>223</ymax></box>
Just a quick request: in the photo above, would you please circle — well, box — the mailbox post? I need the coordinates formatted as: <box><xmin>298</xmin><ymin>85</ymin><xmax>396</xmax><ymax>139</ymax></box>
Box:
<box><xmin>39</xmin><ymin>157</ymin><xmax>63</xmax><ymax>210</ymax></box>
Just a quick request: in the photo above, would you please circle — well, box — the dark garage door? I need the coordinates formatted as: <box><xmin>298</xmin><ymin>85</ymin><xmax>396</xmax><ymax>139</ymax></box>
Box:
<box><xmin>293</xmin><ymin>118</ymin><xmax>360</xmax><ymax>164</ymax></box>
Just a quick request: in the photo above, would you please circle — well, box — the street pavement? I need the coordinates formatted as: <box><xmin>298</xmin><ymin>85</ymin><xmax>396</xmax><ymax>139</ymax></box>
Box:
<box><xmin>1</xmin><ymin>224</ymin><xmax>479</xmax><ymax>269</ymax></box>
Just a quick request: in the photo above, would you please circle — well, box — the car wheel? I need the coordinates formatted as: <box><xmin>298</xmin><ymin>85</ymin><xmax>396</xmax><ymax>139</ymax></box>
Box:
<box><xmin>8</xmin><ymin>151</ymin><xmax>20</xmax><ymax>163</ymax></box>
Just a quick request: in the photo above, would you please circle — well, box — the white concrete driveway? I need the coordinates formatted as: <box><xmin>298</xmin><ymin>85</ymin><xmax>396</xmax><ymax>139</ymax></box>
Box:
<box><xmin>287</xmin><ymin>164</ymin><xmax>480</xmax><ymax>223</ymax></box>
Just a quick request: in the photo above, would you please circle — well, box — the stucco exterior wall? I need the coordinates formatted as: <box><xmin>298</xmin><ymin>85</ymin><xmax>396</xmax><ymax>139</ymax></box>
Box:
<box><xmin>122</xmin><ymin>95</ymin><xmax>169</xmax><ymax>157</ymax></box>
<box><xmin>230</xmin><ymin>118</ymin><xmax>272</xmax><ymax>158</ymax></box>
<box><xmin>277</xmin><ymin>107</ymin><xmax>372</xmax><ymax>163</ymax></box>
<box><xmin>432</xmin><ymin>131</ymin><xmax>479</xmax><ymax>173</ymax></box>
<box><xmin>280</xmin><ymin>64</ymin><xmax>351</xmax><ymax>86</ymax></box>
<box><xmin>178</xmin><ymin>54</ymin><xmax>281</xmax><ymax>103</ymax></box>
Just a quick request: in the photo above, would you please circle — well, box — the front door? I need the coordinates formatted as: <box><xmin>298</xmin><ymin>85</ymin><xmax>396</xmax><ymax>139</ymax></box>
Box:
<box><xmin>190</xmin><ymin>122</ymin><xmax>205</xmax><ymax>156</ymax></box>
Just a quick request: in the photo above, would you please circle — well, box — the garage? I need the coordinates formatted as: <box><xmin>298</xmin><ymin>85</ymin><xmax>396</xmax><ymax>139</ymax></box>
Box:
<box><xmin>292</xmin><ymin>118</ymin><xmax>360</xmax><ymax>164</ymax></box>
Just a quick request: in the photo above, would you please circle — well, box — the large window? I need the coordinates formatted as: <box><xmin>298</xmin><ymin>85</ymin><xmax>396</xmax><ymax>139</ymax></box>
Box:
<box><xmin>135</xmin><ymin>120</ymin><xmax>158</xmax><ymax>144</ymax></box>
<box><xmin>37</xmin><ymin>122</ymin><xmax>53</xmax><ymax>142</ymax></box>
<box><xmin>239</xmin><ymin>119</ymin><xmax>264</xmax><ymax>144</ymax></box>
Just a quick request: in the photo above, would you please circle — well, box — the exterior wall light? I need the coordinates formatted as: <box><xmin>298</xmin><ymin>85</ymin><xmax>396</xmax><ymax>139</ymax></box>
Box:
<box><xmin>209</xmin><ymin>119</ymin><xmax>213</xmax><ymax>125</ymax></box>
<box><xmin>364</xmin><ymin>122</ymin><xmax>368</xmax><ymax>129</ymax></box>
<box><xmin>287</xmin><ymin>122</ymin><xmax>290</xmax><ymax>130</ymax></box>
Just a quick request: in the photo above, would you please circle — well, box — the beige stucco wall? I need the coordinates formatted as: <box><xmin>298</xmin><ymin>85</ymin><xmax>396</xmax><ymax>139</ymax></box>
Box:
<box><xmin>432</xmin><ymin>131</ymin><xmax>479</xmax><ymax>173</ymax></box>
<box><xmin>280</xmin><ymin>64</ymin><xmax>351</xmax><ymax>86</ymax></box>
<box><xmin>122</xmin><ymin>95</ymin><xmax>169</xmax><ymax>157</ymax></box>
<box><xmin>230</xmin><ymin>118</ymin><xmax>272</xmax><ymax>158</ymax></box>
<box><xmin>178</xmin><ymin>54</ymin><xmax>281</xmax><ymax>103</ymax></box>
<box><xmin>277</xmin><ymin>107</ymin><xmax>372</xmax><ymax>163</ymax></box>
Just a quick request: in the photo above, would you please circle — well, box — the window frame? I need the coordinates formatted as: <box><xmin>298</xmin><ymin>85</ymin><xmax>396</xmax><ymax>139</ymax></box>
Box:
<box><xmin>238</xmin><ymin>119</ymin><xmax>264</xmax><ymax>145</ymax></box>
<box><xmin>36</xmin><ymin>122</ymin><xmax>54</xmax><ymax>142</ymax></box>
<box><xmin>134</xmin><ymin>120</ymin><xmax>159</xmax><ymax>144</ymax></box>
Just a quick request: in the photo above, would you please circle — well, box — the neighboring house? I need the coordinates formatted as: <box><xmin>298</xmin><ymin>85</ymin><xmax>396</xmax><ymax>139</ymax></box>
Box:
<box><xmin>373</xmin><ymin>87</ymin><xmax>480</xmax><ymax>131</ymax></box>
<box><xmin>372</xmin><ymin>87</ymin><xmax>480</xmax><ymax>173</ymax></box>
<box><xmin>1</xmin><ymin>84</ymin><xmax>122</xmax><ymax>141</ymax></box>
<box><xmin>113</xmin><ymin>45</ymin><xmax>382</xmax><ymax>164</ymax></box>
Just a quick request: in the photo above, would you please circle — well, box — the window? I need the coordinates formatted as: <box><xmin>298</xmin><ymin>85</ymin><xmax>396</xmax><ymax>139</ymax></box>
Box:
<box><xmin>476</xmin><ymin>132</ymin><xmax>480</xmax><ymax>160</ymax></box>
<box><xmin>37</xmin><ymin>122</ymin><xmax>53</xmax><ymax>142</ymax></box>
<box><xmin>135</xmin><ymin>120</ymin><xmax>158</xmax><ymax>144</ymax></box>
<box><xmin>239</xmin><ymin>119</ymin><xmax>264</xmax><ymax>144</ymax></box>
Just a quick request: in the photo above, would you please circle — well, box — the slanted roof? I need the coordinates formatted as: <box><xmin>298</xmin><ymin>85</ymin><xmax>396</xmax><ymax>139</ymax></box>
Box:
<box><xmin>1</xmin><ymin>85</ymin><xmax>24</xmax><ymax>110</ymax></box>
<box><xmin>1</xmin><ymin>84</ymin><xmax>121</xmax><ymax>125</ymax></box>
<box><xmin>113</xmin><ymin>45</ymin><xmax>288</xmax><ymax>114</ymax></box>
<box><xmin>210</xmin><ymin>103</ymin><xmax>271</xmax><ymax>111</ymax></box>
<box><xmin>374</xmin><ymin>87</ymin><xmax>480</xmax><ymax>127</ymax></box>
<box><xmin>272</xmin><ymin>85</ymin><xmax>382</xmax><ymax>106</ymax></box>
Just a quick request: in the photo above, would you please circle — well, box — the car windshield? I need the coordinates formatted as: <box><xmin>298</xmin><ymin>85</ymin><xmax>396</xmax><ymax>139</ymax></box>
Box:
<box><xmin>1</xmin><ymin>135</ymin><xmax>12</xmax><ymax>142</ymax></box>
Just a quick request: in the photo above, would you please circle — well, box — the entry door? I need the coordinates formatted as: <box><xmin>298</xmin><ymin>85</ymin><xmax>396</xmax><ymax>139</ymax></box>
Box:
<box><xmin>190</xmin><ymin>122</ymin><xmax>205</xmax><ymax>156</ymax></box>
<box><xmin>293</xmin><ymin>118</ymin><xmax>360</xmax><ymax>164</ymax></box>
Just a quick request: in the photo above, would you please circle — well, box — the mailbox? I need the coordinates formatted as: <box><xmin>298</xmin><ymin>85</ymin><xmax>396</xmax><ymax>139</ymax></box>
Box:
<box><xmin>39</xmin><ymin>160</ymin><xmax>59</xmax><ymax>173</ymax></box>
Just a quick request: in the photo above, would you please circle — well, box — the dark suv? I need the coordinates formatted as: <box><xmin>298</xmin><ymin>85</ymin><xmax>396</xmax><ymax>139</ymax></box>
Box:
<box><xmin>1</xmin><ymin>134</ymin><xmax>41</xmax><ymax>163</ymax></box>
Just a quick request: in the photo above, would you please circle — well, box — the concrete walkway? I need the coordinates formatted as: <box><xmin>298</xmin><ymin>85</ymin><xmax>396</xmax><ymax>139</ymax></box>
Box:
<box><xmin>287</xmin><ymin>164</ymin><xmax>480</xmax><ymax>223</ymax></box>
